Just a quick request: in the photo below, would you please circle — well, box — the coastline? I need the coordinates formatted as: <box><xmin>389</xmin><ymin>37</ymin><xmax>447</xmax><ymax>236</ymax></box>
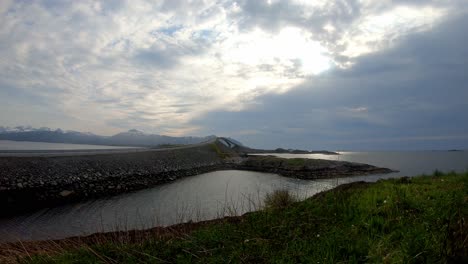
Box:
<box><xmin>0</xmin><ymin>139</ymin><xmax>394</xmax><ymax>216</ymax></box>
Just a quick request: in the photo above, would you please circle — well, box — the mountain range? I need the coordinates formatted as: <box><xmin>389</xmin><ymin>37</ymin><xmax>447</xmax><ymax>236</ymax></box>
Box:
<box><xmin>0</xmin><ymin>126</ymin><xmax>216</xmax><ymax>147</ymax></box>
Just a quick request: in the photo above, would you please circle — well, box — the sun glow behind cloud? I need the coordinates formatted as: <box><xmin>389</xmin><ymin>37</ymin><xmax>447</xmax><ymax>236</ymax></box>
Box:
<box><xmin>217</xmin><ymin>26</ymin><xmax>331</xmax><ymax>96</ymax></box>
<box><xmin>229</xmin><ymin>27</ymin><xmax>330</xmax><ymax>75</ymax></box>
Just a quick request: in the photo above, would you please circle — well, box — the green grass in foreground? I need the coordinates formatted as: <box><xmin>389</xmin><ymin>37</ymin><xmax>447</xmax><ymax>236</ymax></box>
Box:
<box><xmin>25</xmin><ymin>172</ymin><xmax>467</xmax><ymax>263</ymax></box>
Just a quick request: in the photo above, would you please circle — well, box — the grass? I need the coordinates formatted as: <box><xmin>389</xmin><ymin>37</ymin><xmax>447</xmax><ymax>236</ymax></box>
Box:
<box><xmin>285</xmin><ymin>158</ymin><xmax>307</xmax><ymax>167</ymax></box>
<box><xmin>12</xmin><ymin>171</ymin><xmax>468</xmax><ymax>263</ymax></box>
<box><xmin>209</xmin><ymin>142</ymin><xmax>230</xmax><ymax>159</ymax></box>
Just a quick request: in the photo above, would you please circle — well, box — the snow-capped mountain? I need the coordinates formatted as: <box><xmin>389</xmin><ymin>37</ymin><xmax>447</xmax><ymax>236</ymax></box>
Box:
<box><xmin>0</xmin><ymin>127</ymin><xmax>216</xmax><ymax>147</ymax></box>
<box><xmin>0</xmin><ymin>126</ymin><xmax>51</xmax><ymax>133</ymax></box>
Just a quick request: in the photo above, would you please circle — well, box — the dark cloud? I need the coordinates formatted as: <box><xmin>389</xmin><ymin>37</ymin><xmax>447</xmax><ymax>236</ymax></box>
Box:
<box><xmin>192</xmin><ymin>13</ymin><xmax>468</xmax><ymax>150</ymax></box>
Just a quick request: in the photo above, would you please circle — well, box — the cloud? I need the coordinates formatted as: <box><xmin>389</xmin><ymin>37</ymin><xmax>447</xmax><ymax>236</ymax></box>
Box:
<box><xmin>133</xmin><ymin>46</ymin><xmax>181</xmax><ymax>69</ymax></box>
<box><xmin>346</xmin><ymin>107</ymin><xmax>368</xmax><ymax>113</ymax></box>
<box><xmin>0</xmin><ymin>0</ymin><xmax>466</xmax><ymax>148</ymax></box>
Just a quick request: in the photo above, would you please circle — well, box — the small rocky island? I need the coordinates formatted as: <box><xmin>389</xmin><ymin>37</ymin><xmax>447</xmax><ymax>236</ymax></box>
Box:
<box><xmin>238</xmin><ymin>155</ymin><xmax>394</xmax><ymax>179</ymax></box>
<box><xmin>0</xmin><ymin>138</ymin><xmax>395</xmax><ymax>216</ymax></box>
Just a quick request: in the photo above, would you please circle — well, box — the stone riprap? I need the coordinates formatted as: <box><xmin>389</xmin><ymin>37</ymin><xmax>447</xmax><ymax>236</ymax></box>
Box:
<box><xmin>0</xmin><ymin>142</ymin><xmax>228</xmax><ymax>215</ymax></box>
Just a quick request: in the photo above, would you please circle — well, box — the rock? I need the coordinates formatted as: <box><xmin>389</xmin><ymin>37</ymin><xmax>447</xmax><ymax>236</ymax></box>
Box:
<box><xmin>59</xmin><ymin>190</ymin><xmax>74</xmax><ymax>197</ymax></box>
<box><xmin>17</xmin><ymin>183</ymin><xmax>23</xmax><ymax>188</ymax></box>
<box><xmin>238</xmin><ymin>156</ymin><xmax>394</xmax><ymax>180</ymax></box>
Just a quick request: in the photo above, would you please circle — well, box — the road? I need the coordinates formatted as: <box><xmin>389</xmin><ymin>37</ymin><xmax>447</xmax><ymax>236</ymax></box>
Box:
<box><xmin>0</xmin><ymin>138</ymin><xmax>217</xmax><ymax>157</ymax></box>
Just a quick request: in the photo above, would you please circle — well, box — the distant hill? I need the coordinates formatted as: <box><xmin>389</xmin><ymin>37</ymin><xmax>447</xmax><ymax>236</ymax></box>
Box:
<box><xmin>0</xmin><ymin>126</ymin><xmax>216</xmax><ymax>147</ymax></box>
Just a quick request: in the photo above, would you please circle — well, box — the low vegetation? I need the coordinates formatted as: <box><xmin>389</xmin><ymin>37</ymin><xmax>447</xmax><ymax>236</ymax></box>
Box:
<box><xmin>285</xmin><ymin>157</ymin><xmax>307</xmax><ymax>167</ymax></box>
<box><xmin>209</xmin><ymin>142</ymin><xmax>231</xmax><ymax>159</ymax></box>
<box><xmin>264</xmin><ymin>189</ymin><xmax>298</xmax><ymax>209</ymax></box>
<box><xmin>10</xmin><ymin>172</ymin><xmax>468</xmax><ymax>263</ymax></box>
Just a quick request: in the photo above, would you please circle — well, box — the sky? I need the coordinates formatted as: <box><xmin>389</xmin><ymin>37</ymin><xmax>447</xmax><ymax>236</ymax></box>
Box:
<box><xmin>0</xmin><ymin>0</ymin><xmax>467</xmax><ymax>150</ymax></box>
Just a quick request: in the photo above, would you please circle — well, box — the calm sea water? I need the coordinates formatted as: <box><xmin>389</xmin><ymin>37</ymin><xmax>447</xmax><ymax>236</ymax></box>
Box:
<box><xmin>0</xmin><ymin>150</ymin><xmax>467</xmax><ymax>242</ymax></box>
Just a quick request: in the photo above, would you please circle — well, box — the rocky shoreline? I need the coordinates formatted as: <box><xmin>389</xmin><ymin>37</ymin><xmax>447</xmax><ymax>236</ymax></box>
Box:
<box><xmin>238</xmin><ymin>155</ymin><xmax>395</xmax><ymax>179</ymax></box>
<box><xmin>0</xmin><ymin>139</ymin><xmax>395</xmax><ymax>216</ymax></box>
<box><xmin>0</xmin><ymin>141</ymin><xmax>231</xmax><ymax>216</ymax></box>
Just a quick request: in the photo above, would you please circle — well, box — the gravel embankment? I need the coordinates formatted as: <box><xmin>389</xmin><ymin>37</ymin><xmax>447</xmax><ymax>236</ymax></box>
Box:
<box><xmin>0</xmin><ymin>142</ymin><xmax>227</xmax><ymax>215</ymax></box>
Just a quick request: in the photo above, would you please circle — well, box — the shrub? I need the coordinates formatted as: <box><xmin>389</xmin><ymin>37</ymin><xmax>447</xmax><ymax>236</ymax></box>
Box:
<box><xmin>264</xmin><ymin>189</ymin><xmax>297</xmax><ymax>209</ymax></box>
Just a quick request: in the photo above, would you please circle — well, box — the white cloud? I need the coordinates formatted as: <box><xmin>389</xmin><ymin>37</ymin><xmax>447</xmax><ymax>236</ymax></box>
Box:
<box><xmin>347</xmin><ymin>107</ymin><xmax>368</xmax><ymax>113</ymax></box>
<box><xmin>339</xmin><ymin>5</ymin><xmax>446</xmax><ymax>59</ymax></box>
